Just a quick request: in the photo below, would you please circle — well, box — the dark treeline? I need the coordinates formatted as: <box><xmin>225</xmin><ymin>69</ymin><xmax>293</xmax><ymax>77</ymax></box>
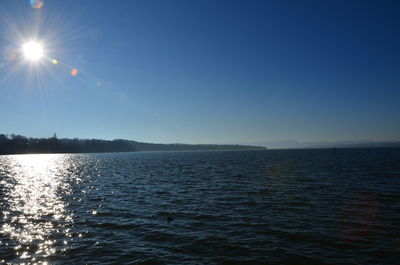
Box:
<box><xmin>0</xmin><ymin>133</ymin><xmax>266</xmax><ymax>155</ymax></box>
<box><xmin>128</xmin><ymin>141</ymin><xmax>266</xmax><ymax>151</ymax></box>
<box><xmin>0</xmin><ymin>134</ymin><xmax>135</xmax><ymax>155</ymax></box>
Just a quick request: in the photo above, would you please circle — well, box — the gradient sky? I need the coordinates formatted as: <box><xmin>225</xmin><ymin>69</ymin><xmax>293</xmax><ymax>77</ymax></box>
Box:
<box><xmin>0</xmin><ymin>0</ymin><xmax>399</xmax><ymax>144</ymax></box>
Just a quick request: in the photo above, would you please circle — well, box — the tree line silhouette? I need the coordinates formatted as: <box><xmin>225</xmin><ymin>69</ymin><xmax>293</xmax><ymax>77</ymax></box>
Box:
<box><xmin>0</xmin><ymin>134</ymin><xmax>135</xmax><ymax>155</ymax></box>
<box><xmin>0</xmin><ymin>133</ymin><xmax>266</xmax><ymax>155</ymax></box>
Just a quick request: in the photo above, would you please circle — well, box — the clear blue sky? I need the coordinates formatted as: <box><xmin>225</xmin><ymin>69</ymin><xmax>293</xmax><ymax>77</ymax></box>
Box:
<box><xmin>0</xmin><ymin>0</ymin><xmax>399</xmax><ymax>144</ymax></box>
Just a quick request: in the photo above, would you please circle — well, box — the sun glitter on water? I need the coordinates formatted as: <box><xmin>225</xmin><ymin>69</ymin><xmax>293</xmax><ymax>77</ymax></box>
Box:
<box><xmin>22</xmin><ymin>41</ymin><xmax>44</xmax><ymax>61</ymax></box>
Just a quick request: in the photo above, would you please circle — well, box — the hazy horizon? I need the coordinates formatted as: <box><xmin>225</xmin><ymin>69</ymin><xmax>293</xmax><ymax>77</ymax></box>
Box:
<box><xmin>1</xmin><ymin>0</ymin><xmax>399</xmax><ymax>145</ymax></box>
<box><xmin>1</xmin><ymin>131</ymin><xmax>400</xmax><ymax>150</ymax></box>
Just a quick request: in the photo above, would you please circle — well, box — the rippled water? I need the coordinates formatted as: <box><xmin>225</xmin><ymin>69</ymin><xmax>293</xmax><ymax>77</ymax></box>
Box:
<box><xmin>0</xmin><ymin>149</ymin><xmax>399</xmax><ymax>264</ymax></box>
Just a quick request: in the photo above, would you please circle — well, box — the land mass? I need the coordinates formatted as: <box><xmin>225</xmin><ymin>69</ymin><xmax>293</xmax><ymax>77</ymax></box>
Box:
<box><xmin>0</xmin><ymin>134</ymin><xmax>266</xmax><ymax>155</ymax></box>
<box><xmin>251</xmin><ymin>139</ymin><xmax>400</xmax><ymax>149</ymax></box>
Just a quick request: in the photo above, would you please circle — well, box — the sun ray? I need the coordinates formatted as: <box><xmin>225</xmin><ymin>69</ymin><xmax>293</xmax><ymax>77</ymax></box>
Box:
<box><xmin>0</xmin><ymin>0</ymin><xmax>116</xmax><ymax>100</ymax></box>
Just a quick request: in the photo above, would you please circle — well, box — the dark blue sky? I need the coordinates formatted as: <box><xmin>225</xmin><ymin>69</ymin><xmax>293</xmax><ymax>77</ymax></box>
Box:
<box><xmin>0</xmin><ymin>0</ymin><xmax>399</xmax><ymax>144</ymax></box>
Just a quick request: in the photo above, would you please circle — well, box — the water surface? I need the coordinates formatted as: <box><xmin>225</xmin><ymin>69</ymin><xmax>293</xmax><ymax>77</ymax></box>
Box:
<box><xmin>0</xmin><ymin>149</ymin><xmax>399</xmax><ymax>264</ymax></box>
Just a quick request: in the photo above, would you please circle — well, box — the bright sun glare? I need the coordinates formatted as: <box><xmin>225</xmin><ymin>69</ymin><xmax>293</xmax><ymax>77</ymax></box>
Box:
<box><xmin>22</xmin><ymin>41</ymin><xmax>44</xmax><ymax>61</ymax></box>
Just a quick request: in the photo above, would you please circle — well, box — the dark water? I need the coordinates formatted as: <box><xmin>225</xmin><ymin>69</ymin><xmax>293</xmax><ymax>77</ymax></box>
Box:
<box><xmin>0</xmin><ymin>149</ymin><xmax>399</xmax><ymax>264</ymax></box>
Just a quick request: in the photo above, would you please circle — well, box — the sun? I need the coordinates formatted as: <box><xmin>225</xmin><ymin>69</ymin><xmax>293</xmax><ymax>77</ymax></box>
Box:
<box><xmin>22</xmin><ymin>41</ymin><xmax>44</xmax><ymax>61</ymax></box>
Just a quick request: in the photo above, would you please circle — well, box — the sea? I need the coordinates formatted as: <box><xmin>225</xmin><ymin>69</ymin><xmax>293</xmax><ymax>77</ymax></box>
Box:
<box><xmin>0</xmin><ymin>148</ymin><xmax>399</xmax><ymax>264</ymax></box>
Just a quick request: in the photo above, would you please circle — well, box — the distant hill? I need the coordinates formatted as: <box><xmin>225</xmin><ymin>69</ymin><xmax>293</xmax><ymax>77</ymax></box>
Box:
<box><xmin>127</xmin><ymin>140</ymin><xmax>266</xmax><ymax>152</ymax></box>
<box><xmin>306</xmin><ymin>141</ymin><xmax>400</xmax><ymax>149</ymax></box>
<box><xmin>0</xmin><ymin>134</ymin><xmax>266</xmax><ymax>155</ymax></box>
<box><xmin>251</xmin><ymin>139</ymin><xmax>400</xmax><ymax>149</ymax></box>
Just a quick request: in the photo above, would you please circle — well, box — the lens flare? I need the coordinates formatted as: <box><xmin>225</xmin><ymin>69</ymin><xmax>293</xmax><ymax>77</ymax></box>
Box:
<box><xmin>30</xmin><ymin>0</ymin><xmax>44</xmax><ymax>9</ymax></box>
<box><xmin>6</xmin><ymin>51</ymin><xmax>17</xmax><ymax>61</ymax></box>
<box><xmin>51</xmin><ymin>59</ymin><xmax>59</xmax><ymax>64</ymax></box>
<box><xmin>70</xmin><ymin>68</ymin><xmax>78</xmax><ymax>76</ymax></box>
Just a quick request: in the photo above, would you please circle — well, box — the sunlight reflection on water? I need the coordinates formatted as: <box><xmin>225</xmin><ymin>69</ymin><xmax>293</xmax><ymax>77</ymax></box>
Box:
<box><xmin>0</xmin><ymin>150</ymin><xmax>399</xmax><ymax>264</ymax></box>
<box><xmin>0</xmin><ymin>154</ymin><xmax>73</xmax><ymax>263</ymax></box>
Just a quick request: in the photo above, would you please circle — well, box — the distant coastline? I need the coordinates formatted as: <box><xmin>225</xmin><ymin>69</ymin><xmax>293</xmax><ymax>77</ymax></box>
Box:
<box><xmin>251</xmin><ymin>139</ymin><xmax>400</xmax><ymax>149</ymax></box>
<box><xmin>0</xmin><ymin>134</ymin><xmax>266</xmax><ymax>155</ymax></box>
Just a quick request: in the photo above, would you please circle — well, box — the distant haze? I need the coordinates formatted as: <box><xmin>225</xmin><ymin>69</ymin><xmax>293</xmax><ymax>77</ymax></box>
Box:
<box><xmin>250</xmin><ymin>140</ymin><xmax>400</xmax><ymax>149</ymax></box>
